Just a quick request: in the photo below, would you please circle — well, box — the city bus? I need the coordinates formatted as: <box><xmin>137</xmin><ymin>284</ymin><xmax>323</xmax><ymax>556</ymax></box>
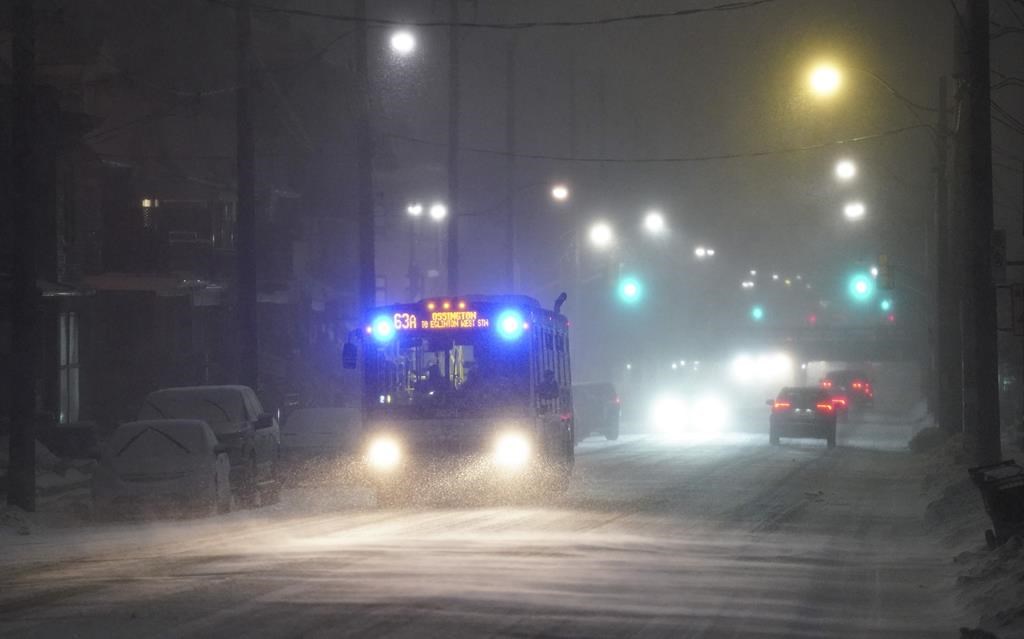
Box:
<box><xmin>344</xmin><ymin>294</ymin><xmax>574</xmax><ymax>503</ymax></box>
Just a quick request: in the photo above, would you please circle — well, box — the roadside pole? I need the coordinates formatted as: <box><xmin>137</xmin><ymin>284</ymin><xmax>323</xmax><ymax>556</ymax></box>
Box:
<box><xmin>354</xmin><ymin>0</ymin><xmax>375</xmax><ymax>313</ymax></box>
<box><xmin>503</xmin><ymin>33</ymin><xmax>518</xmax><ymax>292</ymax></box>
<box><xmin>8</xmin><ymin>0</ymin><xmax>37</xmax><ymax>511</ymax></box>
<box><xmin>446</xmin><ymin>0</ymin><xmax>461</xmax><ymax>294</ymax></box>
<box><xmin>235</xmin><ymin>1</ymin><xmax>258</xmax><ymax>390</ymax></box>
<box><xmin>962</xmin><ymin>0</ymin><xmax>1001</xmax><ymax>465</ymax></box>
<box><xmin>936</xmin><ymin>76</ymin><xmax>962</xmax><ymax>436</ymax></box>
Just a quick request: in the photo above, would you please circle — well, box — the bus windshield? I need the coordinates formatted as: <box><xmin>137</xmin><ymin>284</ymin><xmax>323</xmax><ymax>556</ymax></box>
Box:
<box><xmin>367</xmin><ymin>331</ymin><xmax>530</xmax><ymax>418</ymax></box>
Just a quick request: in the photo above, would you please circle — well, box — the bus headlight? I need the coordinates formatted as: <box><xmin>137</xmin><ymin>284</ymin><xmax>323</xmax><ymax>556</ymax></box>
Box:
<box><xmin>367</xmin><ymin>436</ymin><xmax>401</xmax><ymax>471</ymax></box>
<box><xmin>493</xmin><ymin>432</ymin><xmax>531</xmax><ymax>469</ymax></box>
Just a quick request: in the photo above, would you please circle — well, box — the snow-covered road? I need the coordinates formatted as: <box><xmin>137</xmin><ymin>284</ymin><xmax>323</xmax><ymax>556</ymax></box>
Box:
<box><xmin>1</xmin><ymin>417</ymin><xmax>962</xmax><ymax>638</ymax></box>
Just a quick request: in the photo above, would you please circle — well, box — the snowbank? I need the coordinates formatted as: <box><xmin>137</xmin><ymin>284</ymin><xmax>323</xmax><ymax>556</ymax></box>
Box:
<box><xmin>955</xmin><ymin>536</ymin><xmax>1024</xmax><ymax>632</ymax></box>
<box><xmin>919</xmin><ymin>434</ymin><xmax>1024</xmax><ymax>637</ymax></box>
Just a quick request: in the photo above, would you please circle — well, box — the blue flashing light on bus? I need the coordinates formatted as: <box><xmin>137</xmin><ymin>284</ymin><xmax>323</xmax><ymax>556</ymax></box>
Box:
<box><xmin>371</xmin><ymin>315</ymin><xmax>396</xmax><ymax>342</ymax></box>
<box><xmin>496</xmin><ymin>309</ymin><xmax>526</xmax><ymax>340</ymax></box>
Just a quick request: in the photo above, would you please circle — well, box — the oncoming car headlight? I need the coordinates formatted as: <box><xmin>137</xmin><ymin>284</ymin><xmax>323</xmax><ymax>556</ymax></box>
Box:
<box><xmin>650</xmin><ymin>393</ymin><xmax>730</xmax><ymax>442</ymax></box>
<box><xmin>366</xmin><ymin>436</ymin><xmax>401</xmax><ymax>471</ymax></box>
<box><xmin>651</xmin><ymin>395</ymin><xmax>687</xmax><ymax>436</ymax></box>
<box><xmin>493</xmin><ymin>432</ymin><xmax>532</xmax><ymax>469</ymax></box>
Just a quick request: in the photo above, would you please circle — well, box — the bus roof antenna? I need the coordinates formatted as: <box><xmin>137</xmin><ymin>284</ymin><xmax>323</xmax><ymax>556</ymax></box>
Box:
<box><xmin>554</xmin><ymin>292</ymin><xmax>567</xmax><ymax>315</ymax></box>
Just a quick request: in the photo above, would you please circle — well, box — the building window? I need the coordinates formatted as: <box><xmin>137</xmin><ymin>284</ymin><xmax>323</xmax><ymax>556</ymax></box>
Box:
<box><xmin>59</xmin><ymin>312</ymin><xmax>80</xmax><ymax>424</ymax></box>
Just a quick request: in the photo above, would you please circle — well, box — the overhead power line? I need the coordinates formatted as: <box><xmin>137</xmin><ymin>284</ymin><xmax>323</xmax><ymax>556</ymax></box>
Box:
<box><xmin>384</xmin><ymin>123</ymin><xmax>933</xmax><ymax>165</ymax></box>
<box><xmin>206</xmin><ymin>0</ymin><xmax>782</xmax><ymax>30</ymax></box>
<box><xmin>95</xmin><ymin>123</ymin><xmax>933</xmax><ymax>165</ymax></box>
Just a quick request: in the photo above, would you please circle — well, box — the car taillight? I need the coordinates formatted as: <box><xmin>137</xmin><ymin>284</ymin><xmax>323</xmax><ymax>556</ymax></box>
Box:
<box><xmin>816</xmin><ymin>402</ymin><xmax>834</xmax><ymax>414</ymax></box>
<box><xmin>772</xmin><ymin>400</ymin><xmax>791</xmax><ymax>413</ymax></box>
<box><xmin>614</xmin><ymin>396</ymin><xmax>621</xmax><ymax>405</ymax></box>
<box><xmin>852</xmin><ymin>381</ymin><xmax>863</xmax><ymax>390</ymax></box>
<box><xmin>832</xmin><ymin>396</ymin><xmax>848</xmax><ymax>408</ymax></box>
<box><xmin>821</xmin><ymin>380</ymin><xmax>833</xmax><ymax>389</ymax></box>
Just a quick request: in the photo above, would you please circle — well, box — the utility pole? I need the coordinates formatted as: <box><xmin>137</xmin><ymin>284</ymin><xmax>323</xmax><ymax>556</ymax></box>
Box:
<box><xmin>354</xmin><ymin>0</ymin><xmax>376</xmax><ymax>312</ymax></box>
<box><xmin>503</xmin><ymin>33</ymin><xmax>517</xmax><ymax>292</ymax></box>
<box><xmin>446</xmin><ymin>0</ymin><xmax>461</xmax><ymax>294</ymax></box>
<box><xmin>8</xmin><ymin>0</ymin><xmax>37</xmax><ymax>511</ymax></box>
<box><xmin>407</xmin><ymin>219</ymin><xmax>420</xmax><ymax>301</ymax></box>
<box><xmin>235</xmin><ymin>1</ymin><xmax>258</xmax><ymax>390</ymax></box>
<box><xmin>936</xmin><ymin>76</ymin><xmax>962</xmax><ymax>435</ymax></box>
<box><xmin>960</xmin><ymin>0</ymin><xmax>1001</xmax><ymax>464</ymax></box>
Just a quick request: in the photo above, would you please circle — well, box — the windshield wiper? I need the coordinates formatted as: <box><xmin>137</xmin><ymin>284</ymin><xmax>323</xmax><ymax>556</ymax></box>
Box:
<box><xmin>144</xmin><ymin>399</ymin><xmax>168</xmax><ymax>419</ymax></box>
<box><xmin>201</xmin><ymin>398</ymin><xmax>232</xmax><ymax>422</ymax></box>
<box><xmin>115</xmin><ymin>425</ymin><xmax>190</xmax><ymax>456</ymax></box>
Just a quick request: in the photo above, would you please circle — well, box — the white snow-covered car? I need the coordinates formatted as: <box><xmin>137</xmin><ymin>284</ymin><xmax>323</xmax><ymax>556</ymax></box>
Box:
<box><xmin>92</xmin><ymin>419</ymin><xmax>232</xmax><ymax>518</ymax></box>
<box><xmin>138</xmin><ymin>385</ymin><xmax>281</xmax><ymax>506</ymax></box>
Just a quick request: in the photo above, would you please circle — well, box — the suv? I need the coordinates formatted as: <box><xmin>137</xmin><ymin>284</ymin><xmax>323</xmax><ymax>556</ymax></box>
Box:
<box><xmin>821</xmin><ymin>370</ymin><xmax>874</xmax><ymax>412</ymax></box>
<box><xmin>572</xmin><ymin>382</ymin><xmax>621</xmax><ymax>443</ymax></box>
<box><xmin>768</xmin><ymin>387</ymin><xmax>837</xmax><ymax>448</ymax></box>
<box><xmin>138</xmin><ymin>385</ymin><xmax>280</xmax><ymax>506</ymax></box>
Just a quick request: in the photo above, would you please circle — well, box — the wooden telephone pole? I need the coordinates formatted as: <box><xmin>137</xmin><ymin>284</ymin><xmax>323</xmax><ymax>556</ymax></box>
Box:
<box><xmin>8</xmin><ymin>0</ymin><xmax>38</xmax><ymax>511</ymax></box>
<box><xmin>235</xmin><ymin>1</ymin><xmax>258</xmax><ymax>390</ymax></box>
<box><xmin>958</xmin><ymin>0</ymin><xmax>1001</xmax><ymax>464</ymax></box>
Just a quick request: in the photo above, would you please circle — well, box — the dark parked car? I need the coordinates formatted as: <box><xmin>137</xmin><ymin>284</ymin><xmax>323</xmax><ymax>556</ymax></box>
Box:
<box><xmin>138</xmin><ymin>385</ymin><xmax>280</xmax><ymax>507</ymax></box>
<box><xmin>768</xmin><ymin>387</ymin><xmax>837</xmax><ymax>448</ymax></box>
<box><xmin>572</xmin><ymin>382</ymin><xmax>621</xmax><ymax>443</ymax></box>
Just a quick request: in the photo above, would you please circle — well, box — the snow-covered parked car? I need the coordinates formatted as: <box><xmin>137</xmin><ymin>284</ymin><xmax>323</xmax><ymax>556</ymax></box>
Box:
<box><xmin>92</xmin><ymin>419</ymin><xmax>231</xmax><ymax>518</ymax></box>
<box><xmin>138</xmin><ymin>385</ymin><xmax>281</xmax><ymax>506</ymax></box>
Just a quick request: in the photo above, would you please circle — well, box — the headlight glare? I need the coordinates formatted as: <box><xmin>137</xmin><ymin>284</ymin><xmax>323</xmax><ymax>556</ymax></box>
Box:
<box><xmin>493</xmin><ymin>432</ymin><xmax>531</xmax><ymax>469</ymax></box>
<box><xmin>367</xmin><ymin>436</ymin><xmax>401</xmax><ymax>470</ymax></box>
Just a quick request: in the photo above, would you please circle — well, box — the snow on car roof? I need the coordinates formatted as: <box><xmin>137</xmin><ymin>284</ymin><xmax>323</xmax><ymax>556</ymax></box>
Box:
<box><xmin>140</xmin><ymin>386</ymin><xmax>257</xmax><ymax>423</ymax></box>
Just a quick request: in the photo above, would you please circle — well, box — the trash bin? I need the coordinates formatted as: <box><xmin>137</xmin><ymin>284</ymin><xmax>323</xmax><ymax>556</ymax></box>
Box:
<box><xmin>968</xmin><ymin>460</ymin><xmax>1024</xmax><ymax>549</ymax></box>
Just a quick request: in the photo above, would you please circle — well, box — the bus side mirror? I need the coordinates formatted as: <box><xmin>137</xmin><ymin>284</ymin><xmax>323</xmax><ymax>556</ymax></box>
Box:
<box><xmin>342</xmin><ymin>342</ymin><xmax>357</xmax><ymax>369</ymax></box>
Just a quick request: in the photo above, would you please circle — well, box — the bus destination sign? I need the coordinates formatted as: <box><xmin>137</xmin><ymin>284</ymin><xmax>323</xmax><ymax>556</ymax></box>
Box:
<box><xmin>392</xmin><ymin>311</ymin><xmax>491</xmax><ymax>331</ymax></box>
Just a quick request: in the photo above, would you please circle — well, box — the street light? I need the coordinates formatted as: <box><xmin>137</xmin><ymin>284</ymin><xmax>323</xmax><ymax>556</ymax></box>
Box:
<box><xmin>835</xmin><ymin>159</ymin><xmax>857</xmax><ymax>181</ymax></box>
<box><xmin>589</xmin><ymin>221</ymin><xmax>614</xmax><ymax>249</ymax></box>
<box><xmin>390</xmin><ymin>30</ymin><xmax>416</xmax><ymax>56</ymax></box>
<box><xmin>808</xmin><ymin>63</ymin><xmax>842</xmax><ymax>97</ymax></box>
<box><xmin>407</xmin><ymin>202</ymin><xmax>423</xmax><ymax>217</ymax></box>
<box><xmin>843</xmin><ymin>201</ymin><xmax>866</xmax><ymax>221</ymax></box>
<box><xmin>643</xmin><ymin>210</ymin><xmax>666</xmax><ymax>235</ymax></box>
<box><xmin>551</xmin><ymin>184</ymin><xmax>570</xmax><ymax>202</ymax></box>
<box><xmin>429</xmin><ymin>202</ymin><xmax>448</xmax><ymax>222</ymax></box>
<box><xmin>694</xmin><ymin>246</ymin><xmax>707</xmax><ymax>258</ymax></box>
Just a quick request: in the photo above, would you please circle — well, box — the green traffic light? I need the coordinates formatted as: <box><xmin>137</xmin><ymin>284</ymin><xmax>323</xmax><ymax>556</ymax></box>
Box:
<box><xmin>617</xmin><ymin>276</ymin><xmax>643</xmax><ymax>305</ymax></box>
<box><xmin>751</xmin><ymin>305</ymin><xmax>765</xmax><ymax>321</ymax></box>
<box><xmin>847</xmin><ymin>273</ymin><xmax>876</xmax><ymax>303</ymax></box>
<box><xmin>880</xmin><ymin>298</ymin><xmax>893</xmax><ymax>312</ymax></box>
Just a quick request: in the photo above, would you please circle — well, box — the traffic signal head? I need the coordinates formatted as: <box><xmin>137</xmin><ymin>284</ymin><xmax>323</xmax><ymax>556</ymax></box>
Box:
<box><xmin>847</xmin><ymin>273</ymin><xmax>876</xmax><ymax>302</ymax></box>
<box><xmin>617</xmin><ymin>276</ymin><xmax>643</xmax><ymax>305</ymax></box>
